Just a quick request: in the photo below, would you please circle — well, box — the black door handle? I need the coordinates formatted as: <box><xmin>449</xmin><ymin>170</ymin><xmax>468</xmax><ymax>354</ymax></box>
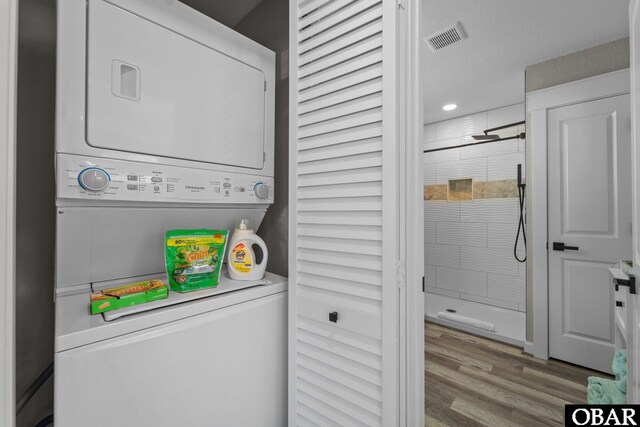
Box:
<box><xmin>614</xmin><ymin>275</ymin><xmax>637</xmax><ymax>295</ymax></box>
<box><xmin>552</xmin><ymin>242</ymin><xmax>579</xmax><ymax>251</ymax></box>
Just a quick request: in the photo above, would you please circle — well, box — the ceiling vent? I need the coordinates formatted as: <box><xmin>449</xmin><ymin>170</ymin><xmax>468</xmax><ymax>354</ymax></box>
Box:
<box><xmin>424</xmin><ymin>22</ymin><xmax>467</xmax><ymax>52</ymax></box>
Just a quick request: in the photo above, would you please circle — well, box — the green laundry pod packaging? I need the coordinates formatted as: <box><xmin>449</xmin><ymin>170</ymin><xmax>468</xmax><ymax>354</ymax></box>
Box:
<box><xmin>165</xmin><ymin>229</ymin><xmax>229</xmax><ymax>293</ymax></box>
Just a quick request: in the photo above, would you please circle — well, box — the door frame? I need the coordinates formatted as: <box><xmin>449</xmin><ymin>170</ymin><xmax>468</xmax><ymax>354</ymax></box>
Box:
<box><xmin>0</xmin><ymin>0</ymin><xmax>18</xmax><ymax>425</ymax></box>
<box><xmin>400</xmin><ymin>0</ymin><xmax>424</xmax><ymax>425</ymax></box>
<box><xmin>526</xmin><ymin>68</ymin><xmax>630</xmax><ymax>359</ymax></box>
<box><xmin>629</xmin><ymin>0</ymin><xmax>640</xmax><ymax>404</ymax></box>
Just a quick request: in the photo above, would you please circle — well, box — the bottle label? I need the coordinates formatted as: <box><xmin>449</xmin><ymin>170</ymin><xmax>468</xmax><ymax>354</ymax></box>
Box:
<box><xmin>231</xmin><ymin>242</ymin><xmax>252</xmax><ymax>273</ymax></box>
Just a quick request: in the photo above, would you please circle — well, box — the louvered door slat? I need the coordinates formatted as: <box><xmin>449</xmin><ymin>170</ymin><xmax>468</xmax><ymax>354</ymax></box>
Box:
<box><xmin>298</xmin><ymin>248</ymin><xmax>382</xmax><ymax>271</ymax></box>
<box><xmin>297</xmin><ymin>196</ymin><xmax>382</xmax><ymax>211</ymax></box>
<box><xmin>297</xmin><ymin>414</ymin><xmax>321</xmax><ymax>427</ymax></box>
<box><xmin>300</xmin><ymin>30</ymin><xmax>382</xmax><ymax>69</ymax></box>
<box><xmin>297</xmin><ymin>355</ymin><xmax>382</xmax><ymax>402</ymax></box>
<box><xmin>298</xmin><ymin>92</ymin><xmax>382</xmax><ymax>126</ymax></box>
<box><xmin>298</xmin><ymin>108</ymin><xmax>382</xmax><ymax>139</ymax></box>
<box><xmin>298</xmin><ymin>211</ymin><xmax>382</xmax><ymax>226</ymax></box>
<box><xmin>297</xmin><ymin>181</ymin><xmax>382</xmax><ymax>199</ymax></box>
<box><xmin>299</xmin><ymin>80</ymin><xmax>382</xmax><ymax>114</ymax></box>
<box><xmin>290</xmin><ymin>0</ymin><xmax>398</xmax><ymax>424</ymax></box>
<box><xmin>298</xmin><ymin>380</ymin><xmax>381</xmax><ymax>426</ymax></box>
<box><xmin>297</xmin><ymin>167</ymin><xmax>382</xmax><ymax>187</ymax></box>
<box><xmin>298</xmin><ymin>235</ymin><xmax>382</xmax><ymax>254</ymax></box>
<box><xmin>298</xmin><ymin>329</ymin><xmax>382</xmax><ymax>371</ymax></box>
<box><xmin>298</xmin><ymin>316</ymin><xmax>383</xmax><ymax>355</ymax></box>
<box><xmin>297</xmin><ymin>272</ymin><xmax>382</xmax><ymax>299</ymax></box>
<box><xmin>298</xmin><ymin>137</ymin><xmax>382</xmax><ymax>162</ymax></box>
<box><xmin>299</xmin><ymin>5</ymin><xmax>382</xmax><ymax>54</ymax></box>
<box><xmin>298</xmin><ymin>224</ymin><xmax>381</xmax><ymax>241</ymax></box>
<box><xmin>297</xmin><ymin>340</ymin><xmax>381</xmax><ymax>384</ymax></box>
<box><xmin>297</xmin><ymin>390</ymin><xmax>367</xmax><ymax>427</ymax></box>
<box><xmin>300</xmin><ymin>66</ymin><xmax>382</xmax><ymax>106</ymax></box>
<box><xmin>298</xmin><ymin>0</ymin><xmax>354</xmax><ymax>30</ymax></box>
<box><xmin>299</xmin><ymin>0</ymin><xmax>379</xmax><ymax>41</ymax></box>
<box><xmin>298</xmin><ymin>0</ymin><xmax>332</xmax><ymax>18</ymax></box>
<box><xmin>299</xmin><ymin>285</ymin><xmax>381</xmax><ymax>315</ymax></box>
<box><xmin>297</xmin><ymin>406</ymin><xmax>335</xmax><ymax>427</ymax></box>
<box><xmin>298</xmin><ymin>261</ymin><xmax>382</xmax><ymax>286</ymax></box>
<box><xmin>298</xmin><ymin>124</ymin><xmax>382</xmax><ymax>151</ymax></box>
<box><xmin>298</xmin><ymin>151</ymin><xmax>382</xmax><ymax>174</ymax></box>
<box><xmin>300</xmin><ymin>43</ymin><xmax>382</xmax><ymax>85</ymax></box>
<box><xmin>297</xmin><ymin>367</ymin><xmax>382</xmax><ymax>414</ymax></box>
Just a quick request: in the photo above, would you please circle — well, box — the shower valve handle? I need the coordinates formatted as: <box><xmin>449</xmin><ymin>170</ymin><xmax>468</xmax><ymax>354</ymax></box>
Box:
<box><xmin>552</xmin><ymin>242</ymin><xmax>579</xmax><ymax>251</ymax></box>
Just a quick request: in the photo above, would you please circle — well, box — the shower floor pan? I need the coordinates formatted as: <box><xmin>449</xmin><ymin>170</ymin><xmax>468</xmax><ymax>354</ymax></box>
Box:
<box><xmin>425</xmin><ymin>292</ymin><xmax>525</xmax><ymax>347</ymax></box>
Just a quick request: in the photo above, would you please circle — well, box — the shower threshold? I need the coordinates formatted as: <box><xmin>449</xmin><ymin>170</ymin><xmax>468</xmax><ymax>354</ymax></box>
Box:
<box><xmin>425</xmin><ymin>293</ymin><xmax>525</xmax><ymax>347</ymax></box>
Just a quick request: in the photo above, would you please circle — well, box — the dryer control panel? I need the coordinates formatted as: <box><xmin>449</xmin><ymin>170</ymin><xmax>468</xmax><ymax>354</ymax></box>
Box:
<box><xmin>57</xmin><ymin>154</ymin><xmax>273</xmax><ymax>204</ymax></box>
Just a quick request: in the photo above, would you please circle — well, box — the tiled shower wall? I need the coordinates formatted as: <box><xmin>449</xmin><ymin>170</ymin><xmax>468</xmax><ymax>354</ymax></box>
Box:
<box><xmin>424</xmin><ymin>104</ymin><xmax>526</xmax><ymax>312</ymax></box>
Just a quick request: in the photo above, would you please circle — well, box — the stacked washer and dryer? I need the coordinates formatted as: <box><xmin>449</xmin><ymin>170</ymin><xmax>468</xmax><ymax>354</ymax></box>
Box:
<box><xmin>53</xmin><ymin>1</ymin><xmax>286</xmax><ymax>426</ymax></box>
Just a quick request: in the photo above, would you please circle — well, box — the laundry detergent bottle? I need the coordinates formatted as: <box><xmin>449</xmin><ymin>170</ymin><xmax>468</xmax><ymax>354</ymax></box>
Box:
<box><xmin>227</xmin><ymin>219</ymin><xmax>268</xmax><ymax>280</ymax></box>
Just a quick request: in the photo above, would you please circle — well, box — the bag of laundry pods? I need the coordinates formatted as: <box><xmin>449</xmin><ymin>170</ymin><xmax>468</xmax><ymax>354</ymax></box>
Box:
<box><xmin>165</xmin><ymin>229</ymin><xmax>229</xmax><ymax>292</ymax></box>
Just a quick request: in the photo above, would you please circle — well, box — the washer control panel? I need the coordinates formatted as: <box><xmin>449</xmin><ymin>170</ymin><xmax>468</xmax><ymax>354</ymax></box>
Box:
<box><xmin>57</xmin><ymin>154</ymin><xmax>273</xmax><ymax>204</ymax></box>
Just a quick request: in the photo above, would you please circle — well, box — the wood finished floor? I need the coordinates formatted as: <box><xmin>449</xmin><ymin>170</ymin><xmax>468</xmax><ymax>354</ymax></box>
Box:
<box><xmin>424</xmin><ymin>321</ymin><xmax>610</xmax><ymax>426</ymax></box>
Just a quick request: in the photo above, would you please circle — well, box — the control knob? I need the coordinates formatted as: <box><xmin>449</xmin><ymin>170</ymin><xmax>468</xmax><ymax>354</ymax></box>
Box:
<box><xmin>254</xmin><ymin>182</ymin><xmax>270</xmax><ymax>200</ymax></box>
<box><xmin>78</xmin><ymin>167</ymin><xmax>110</xmax><ymax>192</ymax></box>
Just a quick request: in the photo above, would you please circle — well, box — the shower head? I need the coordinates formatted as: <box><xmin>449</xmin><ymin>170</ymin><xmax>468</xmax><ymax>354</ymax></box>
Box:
<box><xmin>470</xmin><ymin>120</ymin><xmax>526</xmax><ymax>143</ymax></box>
<box><xmin>471</xmin><ymin>134</ymin><xmax>499</xmax><ymax>141</ymax></box>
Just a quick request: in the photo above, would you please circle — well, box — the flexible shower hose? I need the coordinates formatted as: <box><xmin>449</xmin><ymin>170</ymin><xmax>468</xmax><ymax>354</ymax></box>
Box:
<box><xmin>514</xmin><ymin>184</ymin><xmax>526</xmax><ymax>263</ymax></box>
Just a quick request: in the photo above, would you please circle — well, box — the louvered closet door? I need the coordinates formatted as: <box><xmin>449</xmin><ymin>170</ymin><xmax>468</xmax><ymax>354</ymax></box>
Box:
<box><xmin>289</xmin><ymin>0</ymin><xmax>400</xmax><ymax>426</ymax></box>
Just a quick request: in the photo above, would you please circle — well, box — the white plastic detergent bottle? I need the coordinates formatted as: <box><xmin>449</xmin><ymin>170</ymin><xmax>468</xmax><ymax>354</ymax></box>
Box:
<box><xmin>227</xmin><ymin>219</ymin><xmax>268</xmax><ymax>281</ymax></box>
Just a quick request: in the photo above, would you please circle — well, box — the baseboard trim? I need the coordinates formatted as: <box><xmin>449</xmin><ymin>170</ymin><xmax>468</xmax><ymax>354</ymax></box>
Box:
<box><xmin>523</xmin><ymin>340</ymin><xmax>534</xmax><ymax>356</ymax></box>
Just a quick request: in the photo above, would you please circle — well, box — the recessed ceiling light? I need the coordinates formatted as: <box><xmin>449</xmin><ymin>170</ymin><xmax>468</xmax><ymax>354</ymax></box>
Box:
<box><xmin>443</xmin><ymin>104</ymin><xmax>457</xmax><ymax>111</ymax></box>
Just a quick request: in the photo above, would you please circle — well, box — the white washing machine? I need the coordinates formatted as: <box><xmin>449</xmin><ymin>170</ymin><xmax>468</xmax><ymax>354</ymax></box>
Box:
<box><xmin>54</xmin><ymin>1</ymin><xmax>286</xmax><ymax>426</ymax></box>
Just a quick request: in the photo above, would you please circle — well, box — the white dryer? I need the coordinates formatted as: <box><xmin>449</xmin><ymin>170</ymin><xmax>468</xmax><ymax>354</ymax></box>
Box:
<box><xmin>54</xmin><ymin>1</ymin><xmax>286</xmax><ymax>426</ymax></box>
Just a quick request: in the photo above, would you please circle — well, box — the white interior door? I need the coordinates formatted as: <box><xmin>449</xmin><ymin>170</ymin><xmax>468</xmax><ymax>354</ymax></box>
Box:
<box><xmin>288</xmin><ymin>0</ymin><xmax>403</xmax><ymax>425</ymax></box>
<box><xmin>628</xmin><ymin>0</ymin><xmax>640</xmax><ymax>404</ymax></box>
<box><xmin>548</xmin><ymin>94</ymin><xmax>632</xmax><ymax>373</ymax></box>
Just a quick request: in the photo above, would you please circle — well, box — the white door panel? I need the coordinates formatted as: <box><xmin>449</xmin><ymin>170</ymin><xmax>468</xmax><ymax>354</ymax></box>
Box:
<box><xmin>548</xmin><ymin>94</ymin><xmax>632</xmax><ymax>373</ymax></box>
<box><xmin>86</xmin><ymin>0</ymin><xmax>266</xmax><ymax>169</ymax></box>
<box><xmin>562</xmin><ymin>259</ymin><xmax>614</xmax><ymax>341</ymax></box>
<box><xmin>560</xmin><ymin>112</ymin><xmax>615</xmax><ymax>235</ymax></box>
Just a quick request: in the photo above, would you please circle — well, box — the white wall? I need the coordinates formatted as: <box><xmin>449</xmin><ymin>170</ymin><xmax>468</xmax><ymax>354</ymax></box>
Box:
<box><xmin>424</xmin><ymin>104</ymin><xmax>526</xmax><ymax>312</ymax></box>
<box><xmin>234</xmin><ymin>0</ymin><xmax>288</xmax><ymax>278</ymax></box>
<box><xmin>526</xmin><ymin>38</ymin><xmax>629</xmax><ymax>92</ymax></box>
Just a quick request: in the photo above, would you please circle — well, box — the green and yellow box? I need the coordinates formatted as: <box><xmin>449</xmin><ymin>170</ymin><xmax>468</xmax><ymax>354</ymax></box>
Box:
<box><xmin>90</xmin><ymin>279</ymin><xmax>168</xmax><ymax>315</ymax></box>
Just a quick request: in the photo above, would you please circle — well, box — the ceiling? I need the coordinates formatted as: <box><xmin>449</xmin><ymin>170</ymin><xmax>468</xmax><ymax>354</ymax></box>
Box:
<box><xmin>179</xmin><ymin>0</ymin><xmax>263</xmax><ymax>28</ymax></box>
<box><xmin>422</xmin><ymin>0</ymin><xmax>630</xmax><ymax>124</ymax></box>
